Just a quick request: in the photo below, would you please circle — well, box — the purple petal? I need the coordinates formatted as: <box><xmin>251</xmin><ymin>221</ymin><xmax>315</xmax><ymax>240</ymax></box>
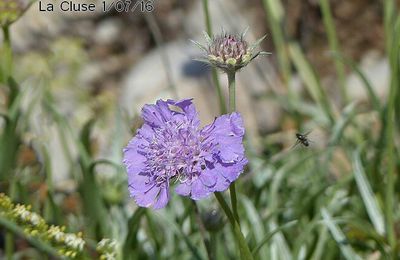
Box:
<box><xmin>229</xmin><ymin>112</ymin><xmax>245</xmax><ymax>136</ymax></box>
<box><xmin>199</xmin><ymin>170</ymin><xmax>217</xmax><ymax>187</ymax></box>
<box><xmin>141</xmin><ymin>100</ymin><xmax>172</xmax><ymax>127</ymax></box>
<box><xmin>175</xmin><ymin>182</ymin><xmax>191</xmax><ymax>196</ymax></box>
<box><xmin>216</xmin><ymin>157</ymin><xmax>247</xmax><ymax>182</ymax></box>
<box><xmin>201</xmin><ymin>112</ymin><xmax>246</xmax><ymax>163</ymax></box>
<box><xmin>123</xmin><ymin>137</ymin><xmax>147</xmax><ymax>172</ymax></box>
<box><xmin>128</xmin><ymin>173</ymin><xmax>152</xmax><ymax>192</ymax></box>
<box><xmin>171</xmin><ymin>98</ymin><xmax>200</xmax><ymax>127</ymax></box>
<box><xmin>137</xmin><ymin>124</ymin><xmax>155</xmax><ymax>141</ymax></box>
<box><xmin>191</xmin><ymin>179</ymin><xmax>211</xmax><ymax>200</ymax></box>
<box><xmin>153</xmin><ymin>186</ymin><xmax>170</xmax><ymax>209</ymax></box>
<box><xmin>134</xmin><ymin>185</ymin><xmax>160</xmax><ymax>208</ymax></box>
<box><xmin>202</xmin><ymin>168</ymin><xmax>230</xmax><ymax>192</ymax></box>
<box><xmin>218</xmin><ymin>138</ymin><xmax>245</xmax><ymax>162</ymax></box>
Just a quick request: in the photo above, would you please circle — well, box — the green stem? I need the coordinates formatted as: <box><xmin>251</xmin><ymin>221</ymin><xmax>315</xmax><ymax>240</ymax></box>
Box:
<box><xmin>383</xmin><ymin>1</ymin><xmax>399</xmax><ymax>254</ymax></box>
<box><xmin>319</xmin><ymin>0</ymin><xmax>347</xmax><ymax>105</ymax></box>
<box><xmin>227</xmin><ymin>72</ymin><xmax>239</xmax><ymax>223</ymax></box>
<box><xmin>261</xmin><ymin>0</ymin><xmax>292</xmax><ymax>95</ymax></box>
<box><xmin>228</xmin><ymin>72</ymin><xmax>236</xmax><ymax>112</ymax></box>
<box><xmin>2</xmin><ymin>25</ymin><xmax>13</xmax><ymax>81</ymax></box>
<box><xmin>5</xmin><ymin>232</ymin><xmax>14</xmax><ymax>259</ymax></box>
<box><xmin>192</xmin><ymin>201</ymin><xmax>213</xmax><ymax>260</ymax></box>
<box><xmin>202</xmin><ymin>0</ymin><xmax>227</xmax><ymax>114</ymax></box>
<box><xmin>214</xmin><ymin>193</ymin><xmax>253</xmax><ymax>260</ymax></box>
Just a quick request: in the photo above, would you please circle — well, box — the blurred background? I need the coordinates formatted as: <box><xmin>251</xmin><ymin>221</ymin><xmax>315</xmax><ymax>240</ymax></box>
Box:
<box><xmin>0</xmin><ymin>0</ymin><xmax>399</xmax><ymax>259</ymax></box>
<box><xmin>6</xmin><ymin>0</ymin><xmax>389</xmax><ymax>178</ymax></box>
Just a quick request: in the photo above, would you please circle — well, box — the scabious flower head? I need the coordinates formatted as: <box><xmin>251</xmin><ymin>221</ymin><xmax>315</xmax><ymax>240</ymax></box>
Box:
<box><xmin>123</xmin><ymin>99</ymin><xmax>247</xmax><ymax>209</ymax></box>
<box><xmin>192</xmin><ymin>29</ymin><xmax>270</xmax><ymax>73</ymax></box>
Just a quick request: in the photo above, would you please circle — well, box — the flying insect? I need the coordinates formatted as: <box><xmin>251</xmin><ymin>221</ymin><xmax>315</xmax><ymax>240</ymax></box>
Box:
<box><xmin>292</xmin><ymin>131</ymin><xmax>312</xmax><ymax>148</ymax></box>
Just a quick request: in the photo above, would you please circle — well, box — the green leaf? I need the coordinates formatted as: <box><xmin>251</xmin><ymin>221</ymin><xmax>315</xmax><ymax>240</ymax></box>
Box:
<box><xmin>122</xmin><ymin>208</ymin><xmax>146</xmax><ymax>259</ymax></box>
<box><xmin>202</xmin><ymin>31</ymin><xmax>212</xmax><ymax>45</ymax></box>
<box><xmin>352</xmin><ymin>150</ymin><xmax>385</xmax><ymax>235</ymax></box>
<box><xmin>190</xmin><ymin>39</ymin><xmax>208</xmax><ymax>52</ymax></box>
<box><xmin>241</xmin><ymin>27</ymin><xmax>249</xmax><ymax>38</ymax></box>
<box><xmin>192</xmin><ymin>57</ymin><xmax>211</xmax><ymax>64</ymax></box>
<box><xmin>288</xmin><ymin>42</ymin><xmax>334</xmax><ymax>124</ymax></box>
<box><xmin>214</xmin><ymin>193</ymin><xmax>254</xmax><ymax>260</ymax></box>
<box><xmin>240</xmin><ymin>196</ymin><xmax>269</xmax><ymax>257</ymax></box>
<box><xmin>252</xmin><ymin>220</ymin><xmax>297</xmax><ymax>256</ymax></box>
<box><xmin>248</xmin><ymin>35</ymin><xmax>267</xmax><ymax>53</ymax></box>
<box><xmin>329</xmin><ymin>101</ymin><xmax>358</xmax><ymax>146</ymax></box>
<box><xmin>80</xmin><ymin>118</ymin><xmax>96</xmax><ymax>157</ymax></box>
<box><xmin>153</xmin><ymin>209</ymin><xmax>204</xmax><ymax>260</ymax></box>
<box><xmin>321</xmin><ymin>208</ymin><xmax>362</xmax><ymax>260</ymax></box>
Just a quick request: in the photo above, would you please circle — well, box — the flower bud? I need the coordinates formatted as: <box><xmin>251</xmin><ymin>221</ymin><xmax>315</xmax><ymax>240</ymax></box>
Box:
<box><xmin>0</xmin><ymin>0</ymin><xmax>31</xmax><ymax>27</ymax></box>
<box><xmin>192</xmin><ymin>29</ymin><xmax>270</xmax><ymax>74</ymax></box>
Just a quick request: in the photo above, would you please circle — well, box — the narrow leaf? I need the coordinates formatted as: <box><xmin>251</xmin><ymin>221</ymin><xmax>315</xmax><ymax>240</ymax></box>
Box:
<box><xmin>190</xmin><ymin>39</ymin><xmax>208</xmax><ymax>52</ymax></box>
<box><xmin>248</xmin><ymin>35</ymin><xmax>267</xmax><ymax>52</ymax></box>
<box><xmin>202</xmin><ymin>31</ymin><xmax>212</xmax><ymax>45</ymax></box>
<box><xmin>252</xmin><ymin>220</ymin><xmax>297</xmax><ymax>256</ymax></box>
<box><xmin>352</xmin><ymin>151</ymin><xmax>385</xmax><ymax>235</ymax></box>
<box><xmin>321</xmin><ymin>208</ymin><xmax>362</xmax><ymax>260</ymax></box>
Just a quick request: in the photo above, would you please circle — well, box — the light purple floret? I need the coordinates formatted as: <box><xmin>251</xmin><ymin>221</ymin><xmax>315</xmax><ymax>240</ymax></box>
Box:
<box><xmin>123</xmin><ymin>99</ymin><xmax>247</xmax><ymax>209</ymax></box>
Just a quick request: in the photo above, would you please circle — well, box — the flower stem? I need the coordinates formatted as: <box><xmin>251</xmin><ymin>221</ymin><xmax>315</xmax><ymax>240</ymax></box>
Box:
<box><xmin>5</xmin><ymin>232</ymin><xmax>14</xmax><ymax>259</ymax></box>
<box><xmin>319</xmin><ymin>0</ymin><xmax>348</xmax><ymax>105</ymax></box>
<box><xmin>2</xmin><ymin>25</ymin><xmax>13</xmax><ymax>81</ymax></box>
<box><xmin>192</xmin><ymin>201</ymin><xmax>213</xmax><ymax>260</ymax></box>
<box><xmin>202</xmin><ymin>0</ymin><xmax>227</xmax><ymax>114</ymax></box>
<box><xmin>227</xmin><ymin>72</ymin><xmax>236</xmax><ymax>112</ymax></box>
<box><xmin>214</xmin><ymin>193</ymin><xmax>253</xmax><ymax>260</ymax></box>
<box><xmin>383</xmin><ymin>1</ymin><xmax>399</xmax><ymax>254</ymax></box>
<box><xmin>227</xmin><ymin>72</ymin><xmax>240</xmax><ymax>223</ymax></box>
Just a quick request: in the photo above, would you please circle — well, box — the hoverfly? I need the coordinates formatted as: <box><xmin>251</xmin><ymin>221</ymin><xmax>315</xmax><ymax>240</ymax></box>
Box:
<box><xmin>292</xmin><ymin>131</ymin><xmax>312</xmax><ymax>148</ymax></box>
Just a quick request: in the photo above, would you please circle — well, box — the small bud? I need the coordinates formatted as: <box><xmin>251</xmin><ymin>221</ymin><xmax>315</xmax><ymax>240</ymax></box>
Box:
<box><xmin>0</xmin><ymin>0</ymin><xmax>31</xmax><ymax>27</ymax></box>
<box><xmin>192</xmin><ymin>29</ymin><xmax>270</xmax><ymax>74</ymax></box>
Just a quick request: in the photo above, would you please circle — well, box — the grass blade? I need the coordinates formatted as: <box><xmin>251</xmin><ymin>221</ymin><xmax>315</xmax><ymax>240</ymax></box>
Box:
<box><xmin>321</xmin><ymin>208</ymin><xmax>362</xmax><ymax>260</ymax></box>
<box><xmin>288</xmin><ymin>43</ymin><xmax>335</xmax><ymax>124</ymax></box>
<box><xmin>352</xmin><ymin>150</ymin><xmax>385</xmax><ymax>235</ymax></box>
<box><xmin>252</xmin><ymin>220</ymin><xmax>297</xmax><ymax>256</ymax></box>
<box><xmin>319</xmin><ymin>0</ymin><xmax>347</xmax><ymax>104</ymax></box>
<box><xmin>240</xmin><ymin>196</ymin><xmax>269</xmax><ymax>257</ymax></box>
<box><xmin>329</xmin><ymin>101</ymin><xmax>358</xmax><ymax>146</ymax></box>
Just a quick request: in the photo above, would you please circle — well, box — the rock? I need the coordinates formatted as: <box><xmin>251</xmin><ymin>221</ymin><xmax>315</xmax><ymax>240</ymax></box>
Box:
<box><xmin>347</xmin><ymin>51</ymin><xmax>389</xmax><ymax>102</ymax></box>
<box><xmin>94</xmin><ymin>19</ymin><xmax>122</xmax><ymax>46</ymax></box>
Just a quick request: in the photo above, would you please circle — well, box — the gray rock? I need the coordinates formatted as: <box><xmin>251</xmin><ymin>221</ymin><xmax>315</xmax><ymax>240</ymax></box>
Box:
<box><xmin>347</xmin><ymin>51</ymin><xmax>389</xmax><ymax>102</ymax></box>
<box><xmin>94</xmin><ymin>19</ymin><xmax>123</xmax><ymax>45</ymax></box>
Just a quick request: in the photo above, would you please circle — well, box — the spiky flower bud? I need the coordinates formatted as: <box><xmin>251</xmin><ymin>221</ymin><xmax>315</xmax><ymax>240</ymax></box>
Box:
<box><xmin>192</xmin><ymin>29</ymin><xmax>270</xmax><ymax>74</ymax></box>
<box><xmin>0</xmin><ymin>0</ymin><xmax>32</xmax><ymax>27</ymax></box>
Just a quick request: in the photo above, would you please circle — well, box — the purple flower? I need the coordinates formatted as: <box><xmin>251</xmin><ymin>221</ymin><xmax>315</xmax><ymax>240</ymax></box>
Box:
<box><xmin>123</xmin><ymin>99</ymin><xmax>247</xmax><ymax>209</ymax></box>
